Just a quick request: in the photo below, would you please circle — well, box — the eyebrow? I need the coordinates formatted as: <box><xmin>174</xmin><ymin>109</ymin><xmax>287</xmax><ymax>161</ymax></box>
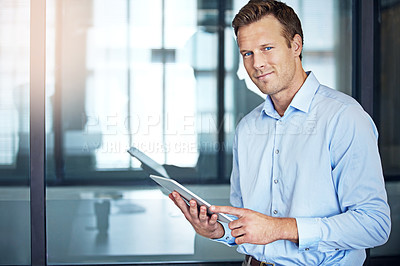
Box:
<box><xmin>239</xmin><ymin>49</ymin><xmax>251</xmax><ymax>54</ymax></box>
<box><xmin>239</xmin><ymin>43</ymin><xmax>275</xmax><ymax>54</ymax></box>
<box><xmin>260</xmin><ymin>42</ymin><xmax>275</xmax><ymax>47</ymax></box>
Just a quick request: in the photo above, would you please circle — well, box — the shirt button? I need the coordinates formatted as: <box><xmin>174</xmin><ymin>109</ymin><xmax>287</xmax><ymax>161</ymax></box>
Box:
<box><xmin>274</xmin><ymin>179</ymin><xmax>278</xmax><ymax>184</ymax></box>
<box><xmin>335</xmin><ymin>248</ymin><xmax>339</xmax><ymax>251</ymax></box>
<box><xmin>273</xmin><ymin>210</ymin><xmax>278</xmax><ymax>214</ymax></box>
<box><xmin>305</xmin><ymin>248</ymin><xmax>310</xmax><ymax>251</ymax></box>
<box><xmin>275</xmin><ymin>149</ymin><xmax>279</xmax><ymax>154</ymax></box>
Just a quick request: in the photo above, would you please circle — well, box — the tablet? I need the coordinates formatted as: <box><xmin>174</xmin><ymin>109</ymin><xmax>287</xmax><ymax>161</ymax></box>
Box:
<box><xmin>149</xmin><ymin>175</ymin><xmax>233</xmax><ymax>223</ymax></box>
<box><xmin>127</xmin><ymin>147</ymin><xmax>170</xmax><ymax>178</ymax></box>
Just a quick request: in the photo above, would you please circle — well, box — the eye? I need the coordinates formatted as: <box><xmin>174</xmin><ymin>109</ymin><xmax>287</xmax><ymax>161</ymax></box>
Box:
<box><xmin>242</xmin><ymin>51</ymin><xmax>253</xmax><ymax>57</ymax></box>
<box><xmin>264</xmin><ymin>47</ymin><xmax>272</xmax><ymax>51</ymax></box>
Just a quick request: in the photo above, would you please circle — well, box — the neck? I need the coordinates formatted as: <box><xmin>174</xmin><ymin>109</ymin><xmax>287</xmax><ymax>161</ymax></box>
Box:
<box><xmin>271</xmin><ymin>69</ymin><xmax>308</xmax><ymax>117</ymax></box>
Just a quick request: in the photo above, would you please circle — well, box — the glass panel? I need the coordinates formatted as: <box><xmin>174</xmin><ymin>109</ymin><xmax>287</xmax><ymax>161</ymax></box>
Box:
<box><xmin>372</xmin><ymin>0</ymin><xmax>400</xmax><ymax>258</ymax></box>
<box><xmin>379</xmin><ymin>0</ymin><xmax>400</xmax><ymax>177</ymax></box>
<box><xmin>0</xmin><ymin>0</ymin><xmax>31</xmax><ymax>264</ymax></box>
<box><xmin>46</xmin><ymin>0</ymin><xmax>240</xmax><ymax>264</ymax></box>
<box><xmin>45</xmin><ymin>0</ymin><xmax>223</xmax><ymax>182</ymax></box>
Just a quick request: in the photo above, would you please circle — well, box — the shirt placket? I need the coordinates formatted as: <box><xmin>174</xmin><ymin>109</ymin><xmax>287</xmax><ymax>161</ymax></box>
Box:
<box><xmin>271</xmin><ymin>119</ymin><xmax>284</xmax><ymax>217</ymax></box>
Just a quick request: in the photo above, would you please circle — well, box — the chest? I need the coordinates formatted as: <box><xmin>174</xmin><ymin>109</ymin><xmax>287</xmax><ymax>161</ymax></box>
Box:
<box><xmin>235</xmin><ymin>112</ymin><xmax>338</xmax><ymax>216</ymax></box>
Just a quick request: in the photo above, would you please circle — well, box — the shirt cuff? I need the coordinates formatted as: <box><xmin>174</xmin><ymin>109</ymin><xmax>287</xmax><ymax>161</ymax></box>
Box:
<box><xmin>211</xmin><ymin>222</ymin><xmax>237</xmax><ymax>247</ymax></box>
<box><xmin>295</xmin><ymin>217</ymin><xmax>321</xmax><ymax>252</ymax></box>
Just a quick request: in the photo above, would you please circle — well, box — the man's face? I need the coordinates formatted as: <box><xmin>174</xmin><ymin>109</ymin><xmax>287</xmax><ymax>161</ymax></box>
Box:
<box><xmin>237</xmin><ymin>15</ymin><xmax>299</xmax><ymax>97</ymax></box>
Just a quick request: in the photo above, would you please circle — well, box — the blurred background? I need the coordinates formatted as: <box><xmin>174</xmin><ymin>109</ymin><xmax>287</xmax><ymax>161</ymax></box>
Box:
<box><xmin>0</xmin><ymin>0</ymin><xmax>399</xmax><ymax>265</ymax></box>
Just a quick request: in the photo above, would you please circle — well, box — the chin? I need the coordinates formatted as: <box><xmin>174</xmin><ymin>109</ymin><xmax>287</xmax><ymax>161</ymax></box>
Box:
<box><xmin>257</xmin><ymin>85</ymin><xmax>274</xmax><ymax>95</ymax></box>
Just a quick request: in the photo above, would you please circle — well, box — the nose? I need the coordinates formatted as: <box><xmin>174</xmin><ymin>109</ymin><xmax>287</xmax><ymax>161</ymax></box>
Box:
<box><xmin>253</xmin><ymin>51</ymin><xmax>265</xmax><ymax>70</ymax></box>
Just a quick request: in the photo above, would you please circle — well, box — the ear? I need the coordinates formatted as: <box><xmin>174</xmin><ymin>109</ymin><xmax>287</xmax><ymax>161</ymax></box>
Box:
<box><xmin>291</xmin><ymin>34</ymin><xmax>303</xmax><ymax>57</ymax></box>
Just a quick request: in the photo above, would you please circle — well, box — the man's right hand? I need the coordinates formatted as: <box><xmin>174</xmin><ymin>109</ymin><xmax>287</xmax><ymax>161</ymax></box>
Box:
<box><xmin>168</xmin><ymin>191</ymin><xmax>225</xmax><ymax>239</ymax></box>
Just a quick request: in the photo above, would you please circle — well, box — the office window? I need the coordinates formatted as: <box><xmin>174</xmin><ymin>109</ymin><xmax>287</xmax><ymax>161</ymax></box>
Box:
<box><xmin>45</xmin><ymin>0</ymin><xmax>352</xmax><ymax>185</ymax></box>
<box><xmin>0</xmin><ymin>0</ymin><xmax>31</xmax><ymax>264</ymax></box>
<box><xmin>45</xmin><ymin>0</ymin><xmax>240</xmax><ymax>263</ymax></box>
<box><xmin>45</xmin><ymin>0</ymin><xmax>234</xmax><ymax>183</ymax></box>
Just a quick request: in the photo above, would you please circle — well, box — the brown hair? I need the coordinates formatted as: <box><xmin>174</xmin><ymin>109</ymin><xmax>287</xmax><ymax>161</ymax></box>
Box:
<box><xmin>232</xmin><ymin>0</ymin><xmax>304</xmax><ymax>59</ymax></box>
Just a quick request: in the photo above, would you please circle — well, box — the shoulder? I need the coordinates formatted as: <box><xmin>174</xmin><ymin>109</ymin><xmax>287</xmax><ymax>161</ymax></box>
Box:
<box><xmin>314</xmin><ymin>86</ymin><xmax>379</xmax><ymax>143</ymax></box>
<box><xmin>315</xmin><ymin>85</ymin><xmax>373</xmax><ymax>125</ymax></box>
<box><xmin>236</xmin><ymin>101</ymin><xmax>265</xmax><ymax>131</ymax></box>
<box><xmin>315</xmin><ymin>85</ymin><xmax>359</xmax><ymax>109</ymax></box>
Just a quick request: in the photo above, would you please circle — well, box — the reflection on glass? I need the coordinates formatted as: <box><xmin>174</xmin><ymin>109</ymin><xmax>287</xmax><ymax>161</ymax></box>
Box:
<box><xmin>0</xmin><ymin>0</ymin><xmax>31</xmax><ymax>264</ymax></box>
<box><xmin>45</xmin><ymin>0</ymin><xmax>226</xmax><ymax>181</ymax></box>
<box><xmin>45</xmin><ymin>0</ymin><xmax>353</xmax><ymax>180</ymax></box>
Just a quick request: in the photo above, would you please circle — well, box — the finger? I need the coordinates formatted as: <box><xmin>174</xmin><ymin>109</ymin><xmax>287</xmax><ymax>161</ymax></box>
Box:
<box><xmin>171</xmin><ymin>192</ymin><xmax>191</xmax><ymax>218</ymax></box>
<box><xmin>228</xmin><ymin>217</ymin><xmax>244</xmax><ymax>230</ymax></box>
<box><xmin>172</xmin><ymin>192</ymin><xmax>186</xmax><ymax>207</ymax></box>
<box><xmin>234</xmin><ymin>231</ymin><xmax>251</xmax><ymax>245</ymax></box>
<box><xmin>235</xmin><ymin>235</ymin><xmax>247</xmax><ymax>245</ymax></box>
<box><xmin>198</xmin><ymin>205</ymin><xmax>208</xmax><ymax>222</ymax></box>
<box><xmin>209</xmin><ymin>214</ymin><xmax>218</xmax><ymax>225</ymax></box>
<box><xmin>168</xmin><ymin>193</ymin><xmax>177</xmax><ymax>205</ymax></box>
<box><xmin>210</xmin><ymin>205</ymin><xmax>245</xmax><ymax>217</ymax></box>
<box><xmin>169</xmin><ymin>192</ymin><xmax>180</xmax><ymax>207</ymax></box>
<box><xmin>231</xmin><ymin>227</ymin><xmax>246</xmax><ymax>238</ymax></box>
<box><xmin>189</xmin><ymin>200</ymin><xmax>200</xmax><ymax>220</ymax></box>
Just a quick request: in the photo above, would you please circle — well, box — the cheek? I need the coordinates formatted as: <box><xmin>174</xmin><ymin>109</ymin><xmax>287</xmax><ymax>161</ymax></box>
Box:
<box><xmin>265</xmin><ymin>54</ymin><xmax>279</xmax><ymax>67</ymax></box>
<box><xmin>243</xmin><ymin>60</ymin><xmax>254</xmax><ymax>74</ymax></box>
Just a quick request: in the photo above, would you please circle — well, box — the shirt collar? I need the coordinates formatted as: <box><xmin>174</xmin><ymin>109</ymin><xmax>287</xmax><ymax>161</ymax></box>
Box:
<box><xmin>289</xmin><ymin>71</ymin><xmax>319</xmax><ymax>113</ymax></box>
<box><xmin>261</xmin><ymin>71</ymin><xmax>320</xmax><ymax>118</ymax></box>
<box><xmin>262</xmin><ymin>95</ymin><xmax>279</xmax><ymax>118</ymax></box>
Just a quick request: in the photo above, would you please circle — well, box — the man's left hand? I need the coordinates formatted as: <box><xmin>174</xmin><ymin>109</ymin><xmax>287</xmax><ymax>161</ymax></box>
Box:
<box><xmin>210</xmin><ymin>205</ymin><xmax>298</xmax><ymax>245</ymax></box>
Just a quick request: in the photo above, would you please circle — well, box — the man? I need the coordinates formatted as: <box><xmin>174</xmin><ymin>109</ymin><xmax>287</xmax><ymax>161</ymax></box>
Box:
<box><xmin>169</xmin><ymin>0</ymin><xmax>391</xmax><ymax>265</ymax></box>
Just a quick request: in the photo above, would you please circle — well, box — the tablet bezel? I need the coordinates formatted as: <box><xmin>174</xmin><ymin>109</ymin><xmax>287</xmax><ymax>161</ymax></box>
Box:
<box><xmin>150</xmin><ymin>174</ymin><xmax>233</xmax><ymax>223</ymax></box>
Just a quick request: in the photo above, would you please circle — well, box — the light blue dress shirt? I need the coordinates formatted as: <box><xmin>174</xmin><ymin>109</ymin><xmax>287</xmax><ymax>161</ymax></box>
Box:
<box><xmin>215</xmin><ymin>72</ymin><xmax>391</xmax><ymax>265</ymax></box>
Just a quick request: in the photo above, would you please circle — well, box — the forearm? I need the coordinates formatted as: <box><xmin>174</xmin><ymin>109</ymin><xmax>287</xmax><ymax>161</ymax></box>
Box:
<box><xmin>277</xmin><ymin>217</ymin><xmax>298</xmax><ymax>244</ymax></box>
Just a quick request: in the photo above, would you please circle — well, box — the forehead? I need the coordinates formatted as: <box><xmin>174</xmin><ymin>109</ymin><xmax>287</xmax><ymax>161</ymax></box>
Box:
<box><xmin>237</xmin><ymin>15</ymin><xmax>286</xmax><ymax>48</ymax></box>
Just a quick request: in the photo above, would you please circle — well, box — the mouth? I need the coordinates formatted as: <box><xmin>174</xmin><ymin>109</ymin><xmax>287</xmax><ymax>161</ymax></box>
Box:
<box><xmin>255</xmin><ymin>71</ymin><xmax>274</xmax><ymax>80</ymax></box>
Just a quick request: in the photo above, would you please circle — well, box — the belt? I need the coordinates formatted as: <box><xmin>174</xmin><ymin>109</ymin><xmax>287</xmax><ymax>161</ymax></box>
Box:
<box><xmin>245</xmin><ymin>255</ymin><xmax>275</xmax><ymax>266</ymax></box>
